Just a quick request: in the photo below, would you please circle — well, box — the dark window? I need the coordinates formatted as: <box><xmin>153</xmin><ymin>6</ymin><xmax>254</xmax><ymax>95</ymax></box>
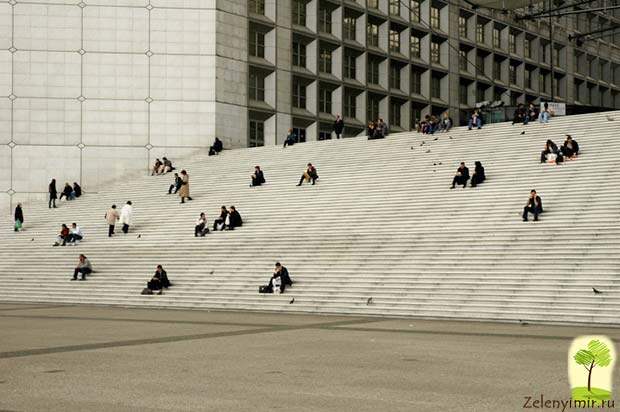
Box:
<box><xmin>390</xmin><ymin>64</ymin><xmax>401</xmax><ymax>89</ymax></box>
<box><xmin>390</xmin><ymin>100</ymin><xmax>401</xmax><ymax>127</ymax></box>
<box><xmin>410</xmin><ymin>35</ymin><xmax>421</xmax><ymax>58</ymax></box>
<box><xmin>430</xmin><ymin>41</ymin><xmax>440</xmax><ymax>64</ymax></box>
<box><xmin>367</xmin><ymin>23</ymin><xmax>379</xmax><ymax>47</ymax></box>
<box><xmin>509</xmin><ymin>32</ymin><xmax>516</xmax><ymax>53</ymax></box>
<box><xmin>292</xmin><ymin>127</ymin><xmax>306</xmax><ymax>143</ymax></box>
<box><xmin>411</xmin><ymin>70</ymin><xmax>421</xmax><ymax>94</ymax></box>
<box><xmin>367</xmin><ymin>96</ymin><xmax>380</xmax><ymax>121</ymax></box>
<box><xmin>509</xmin><ymin>64</ymin><xmax>517</xmax><ymax>85</ymax></box>
<box><xmin>249</xmin><ymin>120</ymin><xmax>264</xmax><ymax>147</ymax></box>
<box><xmin>319</xmin><ymin>47</ymin><xmax>332</xmax><ymax>73</ymax></box>
<box><xmin>292</xmin><ymin>78</ymin><xmax>306</xmax><ymax>108</ymax></box>
<box><xmin>292</xmin><ymin>0</ymin><xmax>306</xmax><ymax>26</ymax></box>
<box><xmin>492</xmin><ymin>27</ymin><xmax>501</xmax><ymax>48</ymax></box>
<box><xmin>249</xmin><ymin>0</ymin><xmax>265</xmax><ymax>15</ymax></box>
<box><xmin>249</xmin><ymin>29</ymin><xmax>265</xmax><ymax>58</ymax></box>
<box><xmin>476</xmin><ymin>22</ymin><xmax>485</xmax><ymax>43</ymax></box>
<box><xmin>344</xmin><ymin>91</ymin><xmax>357</xmax><ymax>118</ymax></box>
<box><xmin>389</xmin><ymin>30</ymin><xmax>400</xmax><ymax>53</ymax></box>
<box><xmin>368</xmin><ymin>0</ymin><xmax>378</xmax><ymax>9</ymax></box>
<box><xmin>343</xmin><ymin>16</ymin><xmax>356</xmax><ymax>41</ymax></box>
<box><xmin>459</xmin><ymin>50</ymin><xmax>467</xmax><ymax>71</ymax></box>
<box><xmin>292</xmin><ymin>41</ymin><xmax>306</xmax><ymax>67</ymax></box>
<box><xmin>367</xmin><ymin>58</ymin><xmax>380</xmax><ymax>85</ymax></box>
<box><xmin>319</xmin><ymin>6</ymin><xmax>332</xmax><ymax>33</ymax></box>
<box><xmin>431</xmin><ymin>76</ymin><xmax>441</xmax><ymax>99</ymax></box>
<box><xmin>459</xmin><ymin>83</ymin><xmax>468</xmax><ymax>104</ymax></box>
<box><xmin>525</xmin><ymin>38</ymin><xmax>531</xmax><ymax>58</ymax></box>
<box><xmin>249</xmin><ymin>70</ymin><xmax>265</xmax><ymax>101</ymax></box>
<box><xmin>344</xmin><ymin>52</ymin><xmax>356</xmax><ymax>79</ymax></box>
<box><xmin>319</xmin><ymin>86</ymin><xmax>332</xmax><ymax>113</ymax></box>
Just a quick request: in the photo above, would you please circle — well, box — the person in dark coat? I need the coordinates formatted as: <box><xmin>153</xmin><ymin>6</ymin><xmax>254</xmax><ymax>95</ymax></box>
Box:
<box><xmin>283</xmin><ymin>129</ymin><xmax>296</xmax><ymax>148</ymax></box>
<box><xmin>14</xmin><ymin>203</ymin><xmax>23</xmax><ymax>232</ymax></box>
<box><xmin>49</xmin><ymin>179</ymin><xmax>57</xmax><ymax>208</ymax></box>
<box><xmin>451</xmin><ymin>162</ymin><xmax>470</xmax><ymax>189</ymax></box>
<box><xmin>213</xmin><ymin>137</ymin><xmax>223</xmax><ymax>153</ymax></box>
<box><xmin>333</xmin><ymin>115</ymin><xmax>344</xmax><ymax>139</ymax></box>
<box><xmin>260</xmin><ymin>262</ymin><xmax>293</xmax><ymax>294</ymax></box>
<box><xmin>59</xmin><ymin>182</ymin><xmax>74</xmax><ymax>201</ymax></box>
<box><xmin>297</xmin><ymin>163</ymin><xmax>318</xmax><ymax>186</ymax></box>
<box><xmin>213</xmin><ymin>206</ymin><xmax>229</xmax><ymax>231</ymax></box>
<box><xmin>226</xmin><ymin>206</ymin><xmax>243</xmax><ymax>230</ymax></box>
<box><xmin>147</xmin><ymin>265</ymin><xmax>170</xmax><ymax>294</ymax></box>
<box><xmin>470</xmin><ymin>161</ymin><xmax>486</xmax><ymax>188</ymax></box>
<box><xmin>512</xmin><ymin>104</ymin><xmax>528</xmax><ymax>125</ymax></box>
<box><xmin>562</xmin><ymin>135</ymin><xmax>580</xmax><ymax>159</ymax></box>
<box><xmin>168</xmin><ymin>172</ymin><xmax>182</xmax><ymax>194</ymax></box>
<box><xmin>523</xmin><ymin>190</ymin><xmax>543</xmax><ymax>222</ymax></box>
<box><xmin>73</xmin><ymin>182</ymin><xmax>82</xmax><ymax>198</ymax></box>
<box><xmin>540</xmin><ymin>139</ymin><xmax>563</xmax><ymax>164</ymax></box>
<box><xmin>250</xmin><ymin>166</ymin><xmax>266</xmax><ymax>187</ymax></box>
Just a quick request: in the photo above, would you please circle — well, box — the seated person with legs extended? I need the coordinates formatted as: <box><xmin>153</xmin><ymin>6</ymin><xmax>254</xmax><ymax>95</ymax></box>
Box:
<box><xmin>71</xmin><ymin>254</ymin><xmax>92</xmax><ymax>281</ymax></box>
<box><xmin>59</xmin><ymin>182</ymin><xmax>75</xmax><ymax>201</ymax></box>
<box><xmin>562</xmin><ymin>135</ymin><xmax>580</xmax><ymax>160</ymax></box>
<box><xmin>451</xmin><ymin>162</ymin><xmax>470</xmax><ymax>189</ymax></box>
<box><xmin>283</xmin><ymin>129</ymin><xmax>297</xmax><ymax>147</ymax></box>
<box><xmin>523</xmin><ymin>190</ymin><xmax>543</xmax><ymax>222</ymax></box>
<box><xmin>470</xmin><ymin>161</ymin><xmax>486</xmax><ymax>188</ymax></box>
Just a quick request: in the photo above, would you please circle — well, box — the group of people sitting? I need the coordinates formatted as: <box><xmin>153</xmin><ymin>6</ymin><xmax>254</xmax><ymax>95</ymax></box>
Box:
<box><xmin>151</xmin><ymin>157</ymin><xmax>175</xmax><ymax>175</ymax></box>
<box><xmin>450</xmin><ymin>161</ymin><xmax>485</xmax><ymax>189</ymax></box>
<box><xmin>367</xmin><ymin>118</ymin><xmax>389</xmax><ymax>140</ymax></box>
<box><xmin>48</xmin><ymin>179</ymin><xmax>82</xmax><ymax>208</ymax></box>
<box><xmin>512</xmin><ymin>102</ymin><xmax>554</xmax><ymax>125</ymax></box>
<box><xmin>259</xmin><ymin>262</ymin><xmax>293</xmax><ymax>294</ymax></box>
<box><xmin>195</xmin><ymin>206</ymin><xmax>243</xmax><ymax>236</ymax></box>
<box><xmin>416</xmin><ymin>112</ymin><xmax>453</xmax><ymax>135</ymax></box>
<box><xmin>540</xmin><ymin>135</ymin><xmax>580</xmax><ymax>164</ymax></box>
<box><xmin>53</xmin><ymin>222</ymin><xmax>84</xmax><ymax>246</ymax></box>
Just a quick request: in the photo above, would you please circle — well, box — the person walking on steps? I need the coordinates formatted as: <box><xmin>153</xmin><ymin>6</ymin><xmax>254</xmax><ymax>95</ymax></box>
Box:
<box><xmin>71</xmin><ymin>254</ymin><xmax>92</xmax><ymax>281</ymax></box>
<box><xmin>48</xmin><ymin>178</ymin><xmax>57</xmax><ymax>208</ymax></box>
<box><xmin>105</xmin><ymin>204</ymin><xmax>120</xmax><ymax>237</ymax></box>
<box><xmin>120</xmin><ymin>201</ymin><xmax>133</xmax><ymax>234</ymax></box>
<box><xmin>297</xmin><ymin>163</ymin><xmax>318</xmax><ymax>186</ymax></box>
<box><xmin>179</xmin><ymin>170</ymin><xmax>192</xmax><ymax>204</ymax></box>
<box><xmin>14</xmin><ymin>203</ymin><xmax>24</xmax><ymax>232</ymax></box>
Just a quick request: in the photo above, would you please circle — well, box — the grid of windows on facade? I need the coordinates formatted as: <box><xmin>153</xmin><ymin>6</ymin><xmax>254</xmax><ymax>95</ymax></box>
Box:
<box><xmin>319</xmin><ymin>47</ymin><xmax>332</xmax><ymax>73</ymax></box>
<box><xmin>249</xmin><ymin>120</ymin><xmax>265</xmax><ymax>147</ymax></box>
<box><xmin>249</xmin><ymin>70</ymin><xmax>265</xmax><ymax>101</ymax></box>
<box><xmin>344</xmin><ymin>16</ymin><xmax>356</xmax><ymax>41</ymax></box>
<box><xmin>249</xmin><ymin>28</ymin><xmax>265</xmax><ymax>58</ymax></box>
<box><xmin>319</xmin><ymin>86</ymin><xmax>332</xmax><ymax>113</ymax></box>
<box><xmin>410</xmin><ymin>0</ymin><xmax>420</xmax><ymax>22</ymax></box>
<box><xmin>293</xmin><ymin>79</ymin><xmax>306</xmax><ymax>109</ymax></box>
<box><xmin>319</xmin><ymin>6</ymin><xmax>331</xmax><ymax>33</ymax></box>
<box><xmin>344</xmin><ymin>53</ymin><xmax>356</xmax><ymax>79</ymax></box>
<box><xmin>389</xmin><ymin>30</ymin><xmax>400</xmax><ymax>53</ymax></box>
<box><xmin>249</xmin><ymin>0</ymin><xmax>265</xmax><ymax>15</ymax></box>
<box><xmin>367</xmin><ymin>23</ymin><xmax>379</xmax><ymax>47</ymax></box>
<box><xmin>344</xmin><ymin>91</ymin><xmax>356</xmax><ymax>118</ymax></box>
<box><xmin>292</xmin><ymin>0</ymin><xmax>306</xmax><ymax>26</ymax></box>
<box><xmin>293</xmin><ymin>41</ymin><xmax>306</xmax><ymax>67</ymax></box>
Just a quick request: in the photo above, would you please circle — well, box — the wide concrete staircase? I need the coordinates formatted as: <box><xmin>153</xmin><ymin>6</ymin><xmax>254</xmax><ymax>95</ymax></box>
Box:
<box><xmin>1</xmin><ymin>111</ymin><xmax>620</xmax><ymax>325</ymax></box>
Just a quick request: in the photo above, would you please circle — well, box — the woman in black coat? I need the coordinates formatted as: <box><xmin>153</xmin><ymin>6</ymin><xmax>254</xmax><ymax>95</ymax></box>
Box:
<box><xmin>73</xmin><ymin>182</ymin><xmax>82</xmax><ymax>198</ymax></box>
<box><xmin>213</xmin><ymin>206</ymin><xmax>229</xmax><ymax>231</ymax></box>
<box><xmin>48</xmin><ymin>179</ymin><xmax>57</xmax><ymax>208</ymax></box>
<box><xmin>470</xmin><ymin>161</ymin><xmax>486</xmax><ymax>188</ymax></box>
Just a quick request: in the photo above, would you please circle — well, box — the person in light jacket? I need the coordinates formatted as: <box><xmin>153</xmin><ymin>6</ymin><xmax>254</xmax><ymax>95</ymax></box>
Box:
<box><xmin>119</xmin><ymin>201</ymin><xmax>133</xmax><ymax>234</ymax></box>
<box><xmin>105</xmin><ymin>204</ymin><xmax>120</xmax><ymax>237</ymax></box>
<box><xmin>71</xmin><ymin>254</ymin><xmax>92</xmax><ymax>281</ymax></box>
<box><xmin>178</xmin><ymin>170</ymin><xmax>192</xmax><ymax>204</ymax></box>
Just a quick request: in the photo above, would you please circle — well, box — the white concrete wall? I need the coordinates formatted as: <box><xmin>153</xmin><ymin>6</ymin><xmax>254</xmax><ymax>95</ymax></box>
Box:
<box><xmin>1</xmin><ymin>0</ymin><xmax>219</xmax><ymax>213</ymax></box>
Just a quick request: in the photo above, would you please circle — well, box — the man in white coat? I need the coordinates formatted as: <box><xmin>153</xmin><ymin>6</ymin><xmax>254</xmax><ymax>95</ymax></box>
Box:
<box><xmin>120</xmin><ymin>201</ymin><xmax>133</xmax><ymax>234</ymax></box>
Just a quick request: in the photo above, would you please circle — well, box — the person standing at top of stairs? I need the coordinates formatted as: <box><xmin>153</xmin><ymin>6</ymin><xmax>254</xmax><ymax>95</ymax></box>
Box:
<box><xmin>179</xmin><ymin>170</ymin><xmax>192</xmax><ymax>204</ymax></box>
<box><xmin>48</xmin><ymin>179</ymin><xmax>57</xmax><ymax>209</ymax></box>
<box><xmin>334</xmin><ymin>115</ymin><xmax>344</xmax><ymax>139</ymax></box>
<box><xmin>120</xmin><ymin>201</ymin><xmax>133</xmax><ymax>234</ymax></box>
<box><xmin>14</xmin><ymin>203</ymin><xmax>23</xmax><ymax>232</ymax></box>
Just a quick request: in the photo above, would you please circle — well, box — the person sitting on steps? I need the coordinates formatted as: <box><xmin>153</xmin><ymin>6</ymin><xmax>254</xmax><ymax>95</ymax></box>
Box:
<box><xmin>151</xmin><ymin>158</ymin><xmax>162</xmax><ymax>175</ymax></box>
<box><xmin>195</xmin><ymin>212</ymin><xmax>209</xmax><ymax>237</ymax></box>
<box><xmin>451</xmin><ymin>162</ymin><xmax>470</xmax><ymax>189</ymax></box>
<box><xmin>259</xmin><ymin>262</ymin><xmax>293</xmax><ymax>294</ymax></box>
<box><xmin>160</xmin><ymin>157</ymin><xmax>174</xmax><ymax>174</ymax></box>
<box><xmin>168</xmin><ymin>172</ymin><xmax>182</xmax><ymax>194</ymax></box>
<box><xmin>58</xmin><ymin>182</ymin><xmax>75</xmax><ymax>201</ymax></box>
<box><xmin>470</xmin><ymin>161</ymin><xmax>486</xmax><ymax>188</ymax></box>
<box><xmin>71</xmin><ymin>254</ymin><xmax>92</xmax><ymax>281</ymax></box>
<box><xmin>146</xmin><ymin>265</ymin><xmax>170</xmax><ymax>295</ymax></box>
<box><xmin>213</xmin><ymin>206</ymin><xmax>229</xmax><ymax>231</ymax></box>
<box><xmin>67</xmin><ymin>222</ymin><xmax>83</xmax><ymax>245</ymax></box>
<box><xmin>468</xmin><ymin>110</ymin><xmax>482</xmax><ymax>130</ymax></box>
<box><xmin>250</xmin><ymin>166</ymin><xmax>265</xmax><ymax>187</ymax></box>
<box><xmin>512</xmin><ymin>104</ymin><xmax>528</xmax><ymax>125</ymax></box>
<box><xmin>283</xmin><ymin>129</ymin><xmax>297</xmax><ymax>148</ymax></box>
<box><xmin>562</xmin><ymin>135</ymin><xmax>580</xmax><ymax>160</ymax></box>
<box><xmin>523</xmin><ymin>190</ymin><xmax>543</xmax><ymax>222</ymax></box>
<box><xmin>53</xmin><ymin>224</ymin><xmax>70</xmax><ymax>246</ymax></box>
<box><xmin>297</xmin><ymin>163</ymin><xmax>318</xmax><ymax>186</ymax></box>
<box><xmin>226</xmin><ymin>206</ymin><xmax>243</xmax><ymax>230</ymax></box>
<box><xmin>73</xmin><ymin>182</ymin><xmax>82</xmax><ymax>198</ymax></box>
<box><xmin>540</xmin><ymin>139</ymin><xmax>563</xmax><ymax>164</ymax></box>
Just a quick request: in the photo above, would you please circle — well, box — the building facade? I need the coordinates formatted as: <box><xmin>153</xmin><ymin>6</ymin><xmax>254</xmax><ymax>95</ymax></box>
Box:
<box><xmin>2</xmin><ymin>0</ymin><xmax>620</xmax><ymax>212</ymax></box>
<box><xmin>246</xmin><ymin>0</ymin><xmax>620</xmax><ymax>144</ymax></box>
